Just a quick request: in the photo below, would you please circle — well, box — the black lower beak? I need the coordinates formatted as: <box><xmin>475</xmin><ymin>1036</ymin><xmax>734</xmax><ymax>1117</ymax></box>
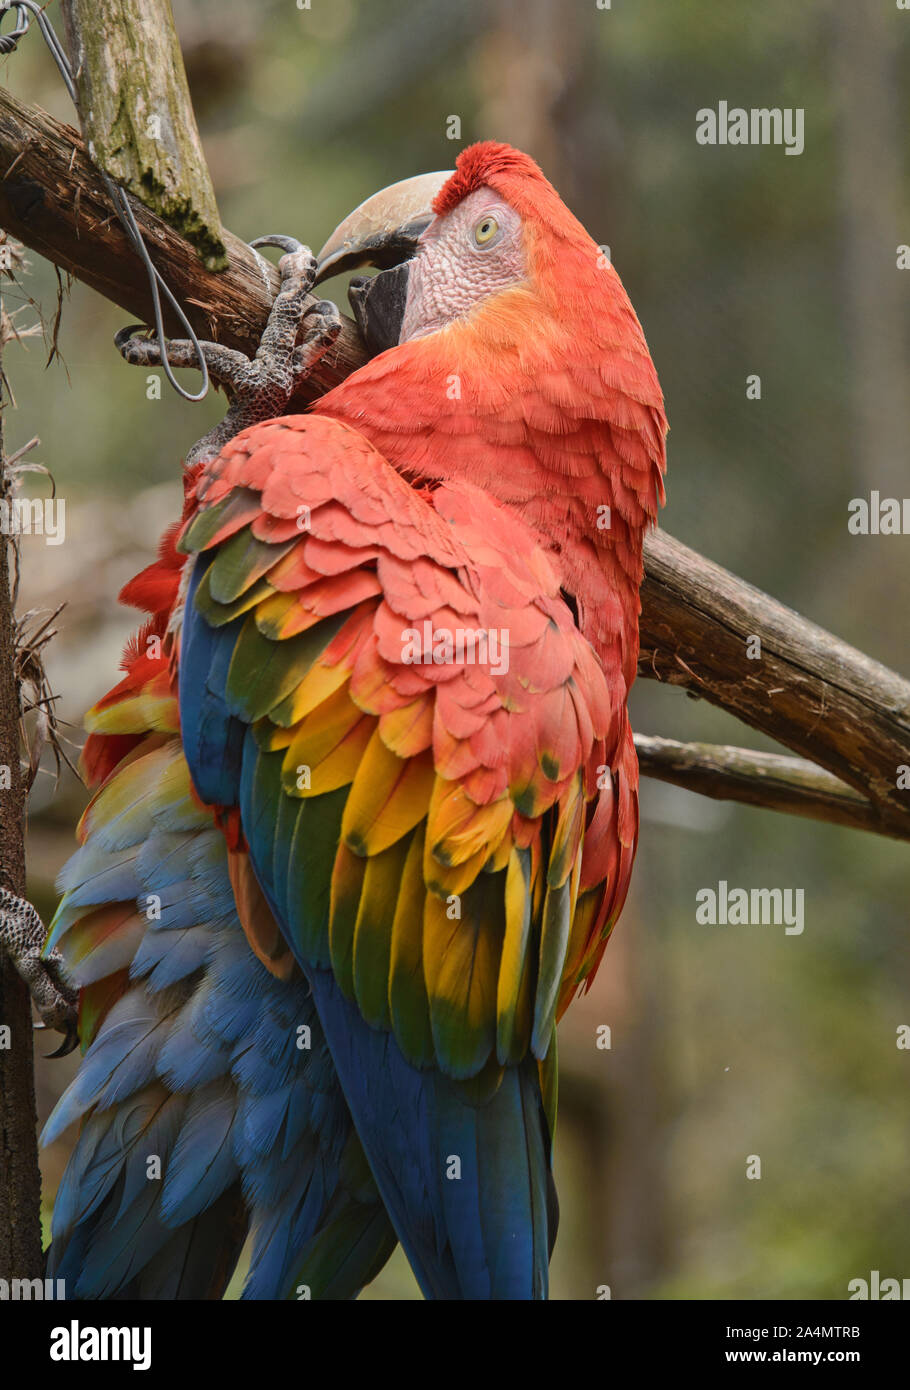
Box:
<box><xmin>348</xmin><ymin>262</ymin><xmax>412</xmax><ymax>355</ymax></box>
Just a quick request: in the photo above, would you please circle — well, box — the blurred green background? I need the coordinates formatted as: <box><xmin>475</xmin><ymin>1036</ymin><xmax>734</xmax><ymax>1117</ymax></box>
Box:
<box><xmin>2</xmin><ymin>0</ymin><xmax>909</xmax><ymax>1299</ymax></box>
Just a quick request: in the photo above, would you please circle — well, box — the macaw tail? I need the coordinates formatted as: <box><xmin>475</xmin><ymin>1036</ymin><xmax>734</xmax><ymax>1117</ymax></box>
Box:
<box><xmin>309</xmin><ymin>967</ymin><xmax>558</xmax><ymax>1300</ymax></box>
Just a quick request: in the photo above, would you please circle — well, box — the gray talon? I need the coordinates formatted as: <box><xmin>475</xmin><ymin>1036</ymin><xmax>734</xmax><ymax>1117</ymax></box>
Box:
<box><xmin>118</xmin><ymin>233</ymin><xmax>337</xmax><ymax>468</ymax></box>
<box><xmin>0</xmin><ymin>888</ymin><xmax>78</xmax><ymax>1054</ymax></box>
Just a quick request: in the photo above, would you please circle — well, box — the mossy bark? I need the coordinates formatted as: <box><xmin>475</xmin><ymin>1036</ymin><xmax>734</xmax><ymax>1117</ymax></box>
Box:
<box><xmin>61</xmin><ymin>0</ymin><xmax>227</xmax><ymax>271</ymax></box>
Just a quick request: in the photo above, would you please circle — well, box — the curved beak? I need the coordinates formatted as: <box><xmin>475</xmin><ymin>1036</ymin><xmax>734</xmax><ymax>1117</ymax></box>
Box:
<box><xmin>314</xmin><ymin>169</ymin><xmax>453</xmax><ymax>284</ymax></box>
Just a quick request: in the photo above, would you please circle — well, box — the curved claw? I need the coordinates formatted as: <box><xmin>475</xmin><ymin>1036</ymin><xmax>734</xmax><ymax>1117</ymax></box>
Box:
<box><xmin>114</xmin><ymin>323</ymin><xmax>154</xmax><ymax>353</ymax></box>
<box><xmin>45</xmin><ymin>1028</ymin><xmax>79</xmax><ymax>1059</ymax></box>
<box><xmin>250</xmin><ymin>234</ymin><xmax>306</xmax><ymax>256</ymax></box>
<box><xmin>34</xmin><ymin>1018</ymin><xmax>80</xmax><ymax>1059</ymax></box>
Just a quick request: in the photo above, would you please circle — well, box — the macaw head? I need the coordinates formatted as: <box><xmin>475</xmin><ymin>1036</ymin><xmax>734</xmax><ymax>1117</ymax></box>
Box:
<box><xmin>315</xmin><ymin>141</ymin><xmax>622</xmax><ymax>355</ymax></box>
<box><xmin>318</xmin><ymin>147</ymin><xmax>553</xmax><ymax>354</ymax></box>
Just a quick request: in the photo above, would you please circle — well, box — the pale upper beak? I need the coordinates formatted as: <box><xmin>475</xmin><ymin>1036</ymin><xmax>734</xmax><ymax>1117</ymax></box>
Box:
<box><xmin>314</xmin><ymin>169</ymin><xmax>453</xmax><ymax>284</ymax></box>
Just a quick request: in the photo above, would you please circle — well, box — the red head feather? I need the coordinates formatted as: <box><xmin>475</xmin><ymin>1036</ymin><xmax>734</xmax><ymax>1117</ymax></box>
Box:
<box><xmin>434</xmin><ymin>143</ymin><xmax>550</xmax><ymax>216</ymax></box>
<box><xmin>434</xmin><ymin>141</ymin><xmax>589</xmax><ymax>252</ymax></box>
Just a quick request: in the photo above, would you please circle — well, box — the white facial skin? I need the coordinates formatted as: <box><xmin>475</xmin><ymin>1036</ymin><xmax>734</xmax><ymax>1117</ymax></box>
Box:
<box><xmin>399</xmin><ymin>188</ymin><xmax>528</xmax><ymax>343</ymax></box>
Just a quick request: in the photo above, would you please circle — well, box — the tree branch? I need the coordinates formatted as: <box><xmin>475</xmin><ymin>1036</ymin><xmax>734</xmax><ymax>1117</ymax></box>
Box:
<box><xmin>0</xmin><ymin>86</ymin><xmax>907</xmax><ymax>839</ymax></box>
<box><xmin>639</xmin><ymin>530</ymin><xmax>910</xmax><ymax>837</ymax></box>
<box><xmin>633</xmin><ymin>735</ymin><xmax>899</xmax><ymax>841</ymax></box>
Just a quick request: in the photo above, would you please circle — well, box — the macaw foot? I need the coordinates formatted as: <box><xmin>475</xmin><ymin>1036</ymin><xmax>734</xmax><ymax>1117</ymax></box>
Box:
<box><xmin>0</xmin><ymin>889</ymin><xmax>78</xmax><ymax>1057</ymax></box>
<box><xmin>115</xmin><ymin>238</ymin><xmax>342</xmax><ymax>466</ymax></box>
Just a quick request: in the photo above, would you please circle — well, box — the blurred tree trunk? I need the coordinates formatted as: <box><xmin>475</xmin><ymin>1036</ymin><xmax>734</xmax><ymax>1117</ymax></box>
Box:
<box><xmin>831</xmin><ymin>1</ymin><xmax>908</xmax><ymax>499</ymax></box>
<box><xmin>598</xmin><ymin>922</ymin><xmax>671</xmax><ymax>1296</ymax></box>
<box><xmin>475</xmin><ymin>0</ymin><xmax>580</xmax><ymax>202</ymax></box>
<box><xmin>557</xmin><ymin>921</ymin><xmax>671</xmax><ymax>1298</ymax></box>
<box><xmin>474</xmin><ymin>0</ymin><xmax>614</xmax><ymax>240</ymax></box>
<box><xmin>828</xmin><ymin>1</ymin><xmax>910</xmax><ymax>671</ymax></box>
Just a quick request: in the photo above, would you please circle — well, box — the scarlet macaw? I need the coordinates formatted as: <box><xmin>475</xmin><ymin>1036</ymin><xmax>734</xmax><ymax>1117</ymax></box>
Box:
<box><xmin>27</xmin><ymin>142</ymin><xmax>667</xmax><ymax>1298</ymax></box>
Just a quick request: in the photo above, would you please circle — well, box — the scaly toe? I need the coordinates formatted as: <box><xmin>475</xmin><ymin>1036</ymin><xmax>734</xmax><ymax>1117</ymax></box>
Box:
<box><xmin>115</xmin><ymin>323</ymin><xmax>160</xmax><ymax>366</ymax></box>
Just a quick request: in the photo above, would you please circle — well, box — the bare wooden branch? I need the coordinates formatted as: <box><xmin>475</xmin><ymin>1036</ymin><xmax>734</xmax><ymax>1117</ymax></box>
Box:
<box><xmin>632</xmin><ymin>734</ymin><xmax>900</xmax><ymax>840</ymax></box>
<box><xmin>639</xmin><ymin>529</ymin><xmax>910</xmax><ymax>837</ymax></box>
<box><xmin>60</xmin><ymin>0</ymin><xmax>227</xmax><ymax>269</ymax></box>
<box><xmin>0</xmin><ymin>85</ymin><xmax>908</xmax><ymax>840</ymax></box>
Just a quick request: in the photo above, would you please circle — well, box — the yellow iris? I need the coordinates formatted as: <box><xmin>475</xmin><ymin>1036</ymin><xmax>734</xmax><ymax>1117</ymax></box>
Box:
<box><xmin>473</xmin><ymin>216</ymin><xmax>499</xmax><ymax>245</ymax></box>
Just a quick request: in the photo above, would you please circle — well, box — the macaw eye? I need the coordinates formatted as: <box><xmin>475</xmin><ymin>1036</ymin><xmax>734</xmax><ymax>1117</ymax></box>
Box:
<box><xmin>473</xmin><ymin>215</ymin><xmax>499</xmax><ymax>246</ymax></box>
